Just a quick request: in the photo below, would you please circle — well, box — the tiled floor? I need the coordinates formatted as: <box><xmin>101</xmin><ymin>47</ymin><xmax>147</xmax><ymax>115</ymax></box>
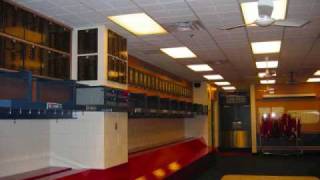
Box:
<box><xmin>222</xmin><ymin>175</ymin><xmax>319</xmax><ymax>180</ymax></box>
<box><xmin>196</xmin><ymin>153</ymin><xmax>320</xmax><ymax>180</ymax></box>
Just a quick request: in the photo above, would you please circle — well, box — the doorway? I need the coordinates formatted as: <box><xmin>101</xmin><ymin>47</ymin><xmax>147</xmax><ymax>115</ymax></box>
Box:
<box><xmin>219</xmin><ymin>92</ymin><xmax>251</xmax><ymax>151</ymax></box>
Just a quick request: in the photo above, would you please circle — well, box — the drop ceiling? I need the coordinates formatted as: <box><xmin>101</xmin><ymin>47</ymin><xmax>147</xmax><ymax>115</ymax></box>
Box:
<box><xmin>12</xmin><ymin>0</ymin><xmax>320</xmax><ymax>86</ymax></box>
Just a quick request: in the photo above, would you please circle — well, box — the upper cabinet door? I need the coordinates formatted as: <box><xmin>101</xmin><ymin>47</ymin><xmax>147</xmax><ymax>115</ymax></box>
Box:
<box><xmin>4</xmin><ymin>4</ymin><xmax>25</xmax><ymax>39</ymax></box>
<box><xmin>78</xmin><ymin>28</ymin><xmax>98</xmax><ymax>54</ymax></box>
<box><xmin>0</xmin><ymin>1</ymin><xmax>4</xmax><ymax>32</ymax></box>
<box><xmin>25</xmin><ymin>13</ymin><xmax>42</xmax><ymax>44</ymax></box>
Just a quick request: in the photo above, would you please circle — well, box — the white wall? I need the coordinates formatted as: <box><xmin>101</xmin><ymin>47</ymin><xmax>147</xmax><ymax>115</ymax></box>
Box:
<box><xmin>104</xmin><ymin>112</ymin><xmax>128</xmax><ymax>168</ymax></box>
<box><xmin>185</xmin><ymin>82</ymin><xmax>210</xmax><ymax>145</ymax></box>
<box><xmin>50</xmin><ymin>112</ymin><xmax>105</xmax><ymax>169</ymax></box>
<box><xmin>0</xmin><ymin>111</ymin><xmax>128</xmax><ymax>177</ymax></box>
<box><xmin>184</xmin><ymin>115</ymin><xmax>209</xmax><ymax>144</ymax></box>
<box><xmin>0</xmin><ymin>120</ymin><xmax>50</xmax><ymax>177</ymax></box>
<box><xmin>50</xmin><ymin>112</ymin><xmax>128</xmax><ymax>169</ymax></box>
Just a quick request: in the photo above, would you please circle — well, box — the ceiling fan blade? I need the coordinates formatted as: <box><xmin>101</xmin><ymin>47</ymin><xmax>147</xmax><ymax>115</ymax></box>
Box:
<box><xmin>258</xmin><ymin>0</ymin><xmax>274</xmax><ymax>17</ymax></box>
<box><xmin>273</xmin><ymin>19</ymin><xmax>310</xmax><ymax>27</ymax></box>
<box><xmin>217</xmin><ymin>24</ymin><xmax>247</xmax><ymax>30</ymax></box>
<box><xmin>217</xmin><ymin>22</ymin><xmax>256</xmax><ymax>30</ymax></box>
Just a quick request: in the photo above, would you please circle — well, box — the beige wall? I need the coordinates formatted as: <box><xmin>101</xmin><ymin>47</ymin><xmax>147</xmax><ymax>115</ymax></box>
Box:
<box><xmin>185</xmin><ymin>116</ymin><xmax>209</xmax><ymax>143</ymax></box>
<box><xmin>128</xmin><ymin>118</ymin><xmax>185</xmax><ymax>153</ymax></box>
<box><xmin>189</xmin><ymin>82</ymin><xmax>211</xmax><ymax>145</ymax></box>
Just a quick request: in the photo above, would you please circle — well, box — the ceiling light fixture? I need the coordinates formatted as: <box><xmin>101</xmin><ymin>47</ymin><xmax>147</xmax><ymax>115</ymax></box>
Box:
<box><xmin>307</xmin><ymin>78</ymin><xmax>320</xmax><ymax>83</ymax></box>
<box><xmin>161</xmin><ymin>47</ymin><xmax>197</xmax><ymax>59</ymax></box>
<box><xmin>241</xmin><ymin>0</ymin><xmax>287</xmax><ymax>25</ymax></box>
<box><xmin>260</xmin><ymin>79</ymin><xmax>276</xmax><ymax>84</ymax></box>
<box><xmin>215</xmin><ymin>81</ymin><xmax>231</xmax><ymax>86</ymax></box>
<box><xmin>314</xmin><ymin>70</ymin><xmax>320</xmax><ymax>76</ymax></box>
<box><xmin>187</xmin><ymin>64</ymin><xmax>213</xmax><ymax>72</ymax></box>
<box><xmin>256</xmin><ymin>61</ymin><xmax>278</xmax><ymax>69</ymax></box>
<box><xmin>251</xmin><ymin>41</ymin><xmax>282</xmax><ymax>54</ymax></box>
<box><xmin>222</xmin><ymin>86</ymin><xmax>236</xmax><ymax>90</ymax></box>
<box><xmin>203</xmin><ymin>74</ymin><xmax>223</xmax><ymax>80</ymax></box>
<box><xmin>108</xmin><ymin>13</ymin><xmax>167</xmax><ymax>35</ymax></box>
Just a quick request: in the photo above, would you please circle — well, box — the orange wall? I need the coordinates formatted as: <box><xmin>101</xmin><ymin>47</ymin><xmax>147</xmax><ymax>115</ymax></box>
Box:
<box><xmin>255</xmin><ymin>83</ymin><xmax>320</xmax><ymax>133</ymax></box>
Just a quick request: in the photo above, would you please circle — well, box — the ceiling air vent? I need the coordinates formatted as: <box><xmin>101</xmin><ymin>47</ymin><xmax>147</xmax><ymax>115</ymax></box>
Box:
<box><xmin>164</xmin><ymin>20</ymin><xmax>204</xmax><ymax>32</ymax></box>
<box><xmin>142</xmin><ymin>50</ymin><xmax>162</xmax><ymax>55</ymax></box>
<box><xmin>213</xmin><ymin>59</ymin><xmax>229</xmax><ymax>65</ymax></box>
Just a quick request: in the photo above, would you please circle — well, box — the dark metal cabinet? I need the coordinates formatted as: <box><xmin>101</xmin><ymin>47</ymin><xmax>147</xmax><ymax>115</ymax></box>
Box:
<box><xmin>77</xmin><ymin>28</ymin><xmax>98</xmax><ymax>81</ymax></box>
<box><xmin>78</xmin><ymin>55</ymin><xmax>97</xmax><ymax>81</ymax></box>
<box><xmin>3</xmin><ymin>4</ymin><xmax>25</xmax><ymax>39</ymax></box>
<box><xmin>159</xmin><ymin>98</ymin><xmax>170</xmax><ymax>117</ymax></box>
<box><xmin>3</xmin><ymin>38</ymin><xmax>23</xmax><ymax>70</ymax></box>
<box><xmin>146</xmin><ymin>96</ymin><xmax>159</xmax><ymax>116</ymax></box>
<box><xmin>128</xmin><ymin>93</ymin><xmax>147</xmax><ymax>117</ymax></box>
<box><xmin>0</xmin><ymin>1</ymin><xmax>71</xmax><ymax>79</ymax></box>
<box><xmin>178</xmin><ymin>101</ymin><xmax>186</xmax><ymax>115</ymax></box>
<box><xmin>24</xmin><ymin>45</ymin><xmax>41</xmax><ymax>75</ymax></box>
<box><xmin>78</xmin><ymin>29</ymin><xmax>97</xmax><ymax>54</ymax></box>
<box><xmin>0</xmin><ymin>1</ymin><xmax>4</xmax><ymax>32</ymax></box>
<box><xmin>107</xmin><ymin>30</ymin><xmax>127</xmax><ymax>84</ymax></box>
<box><xmin>170</xmin><ymin>100</ymin><xmax>179</xmax><ymax>116</ymax></box>
<box><xmin>76</xmin><ymin>86</ymin><xmax>128</xmax><ymax>112</ymax></box>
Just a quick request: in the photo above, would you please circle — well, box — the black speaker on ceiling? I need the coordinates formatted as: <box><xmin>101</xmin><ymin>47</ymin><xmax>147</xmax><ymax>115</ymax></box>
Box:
<box><xmin>194</xmin><ymin>82</ymin><xmax>201</xmax><ymax>88</ymax></box>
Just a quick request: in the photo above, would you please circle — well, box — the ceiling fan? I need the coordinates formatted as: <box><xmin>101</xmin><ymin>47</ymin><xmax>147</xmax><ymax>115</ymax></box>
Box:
<box><xmin>259</xmin><ymin>68</ymin><xmax>277</xmax><ymax>78</ymax></box>
<box><xmin>219</xmin><ymin>0</ymin><xmax>310</xmax><ymax>30</ymax></box>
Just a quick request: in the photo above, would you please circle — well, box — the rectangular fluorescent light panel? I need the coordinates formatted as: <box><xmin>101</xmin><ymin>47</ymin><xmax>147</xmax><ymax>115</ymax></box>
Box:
<box><xmin>307</xmin><ymin>78</ymin><xmax>320</xmax><ymax>82</ymax></box>
<box><xmin>161</xmin><ymin>47</ymin><xmax>197</xmax><ymax>59</ymax></box>
<box><xmin>203</xmin><ymin>74</ymin><xmax>223</xmax><ymax>80</ymax></box>
<box><xmin>258</xmin><ymin>72</ymin><xmax>277</xmax><ymax>78</ymax></box>
<box><xmin>256</xmin><ymin>61</ymin><xmax>278</xmax><ymax>69</ymax></box>
<box><xmin>215</xmin><ymin>81</ymin><xmax>231</xmax><ymax>86</ymax></box>
<box><xmin>241</xmin><ymin>0</ymin><xmax>287</xmax><ymax>25</ymax></box>
<box><xmin>260</xmin><ymin>79</ymin><xmax>276</xmax><ymax>84</ymax></box>
<box><xmin>222</xmin><ymin>86</ymin><xmax>236</xmax><ymax>90</ymax></box>
<box><xmin>108</xmin><ymin>13</ymin><xmax>167</xmax><ymax>35</ymax></box>
<box><xmin>187</xmin><ymin>64</ymin><xmax>213</xmax><ymax>72</ymax></box>
<box><xmin>314</xmin><ymin>70</ymin><xmax>320</xmax><ymax>76</ymax></box>
<box><xmin>251</xmin><ymin>41</ymin><xmax>282</xmax><ymax>54</ymax></box>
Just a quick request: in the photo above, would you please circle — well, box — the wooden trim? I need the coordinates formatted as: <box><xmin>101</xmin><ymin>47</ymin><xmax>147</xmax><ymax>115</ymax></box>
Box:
<box><xmin>250</xmin><ymin>84</ymin><xmax>257</xmax><ymax>153</ymax></box>
<box><xmin>129</xmin><ymin>55</ymin><xmax>191</xmax><ymax>87</ymax></box>
<box><xmin>0</xmin><ymin>32</ymin><xmax>71</xmax><ymax>56</ymax></box>
<box><xmin>128</xmin><ymin>55</ymin><xmax>193</xmax><ymax>101</ymax></box>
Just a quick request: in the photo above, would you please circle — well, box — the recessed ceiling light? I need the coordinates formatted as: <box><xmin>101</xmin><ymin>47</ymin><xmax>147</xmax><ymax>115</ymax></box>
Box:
<box><xmin>108</xmin><ymin>13</ymin><xmax>167</xmax><ymax>35</ymax></box>
<box><xmin>203</xmin><ymin>74</ymin><xmax>223</xmax><ymax>80</ymax></box>
<box><xmin>251</xmin><ymin>41</ymin><xmax>282</xmax><ymax>54</ymax></box>
<box><xmin>241</xmin><ymin>0</ymin><xmax>287</xmax><ymax>25</ymax></box>
<box><xmin>260</xmin><ymin>79</ymin><xmax>276</xmax><ymax>84</ymax></box>
<box><xmin>314</xmin><ymin>70</ymin><xmax>320</xmax><ymax>76</ymax></box>
<box><xmin>215</xmin><ymin>81</ymin><xmax>231</xmax><ymax>86</ymax></box>
<box><xmin>307</xmin><ymin>78</ymin><xmax>320</xmax><ymax>82</ymax></box>
<box><xmin>256</xmin><ymin>61</ymin><xmax>278</xmax><ymax>69</ymax></box>
<box><xmin>187</xmin><ymin>64</ymin><xmax>213</xmax><ymax>72</ymax></box>
<box><xmin>161</xmin><ymin>47</ymin><xmax>197</xmax><ymax>59</ymax></box>
<box><xmin>222</xmin><ymin>86</ymin><xmax>236</xmax><ymax>90</ymax></box>
<box><xmin>258</xmin><ymin>72</ymin><xmax>277</xmax><ymax>78</ymax></box>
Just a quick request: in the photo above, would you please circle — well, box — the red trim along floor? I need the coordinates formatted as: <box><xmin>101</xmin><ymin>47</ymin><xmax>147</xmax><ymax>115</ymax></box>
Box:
<box><xmin>1</xmin><ymin>138</ymin><xmax>212</xmax><ymax>180</ymax></box>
